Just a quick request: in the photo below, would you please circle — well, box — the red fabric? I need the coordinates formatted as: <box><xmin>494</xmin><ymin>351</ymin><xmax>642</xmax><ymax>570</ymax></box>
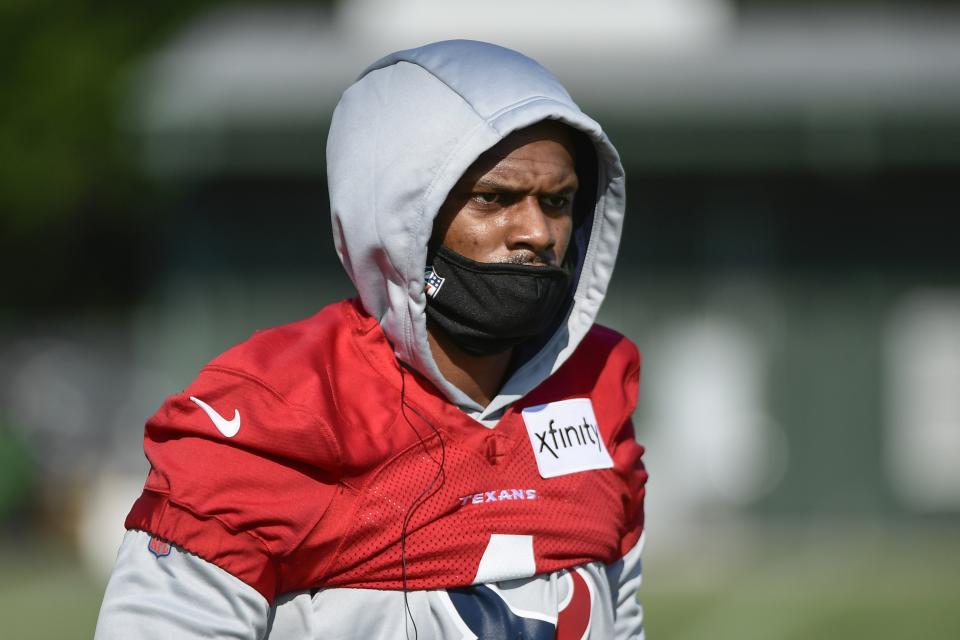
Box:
<box><xmin>556</xmin><ymin>569</ymin><xmax>592</xmax><ymax>640</ymax></box>
<box><xmin>126</xmin><ymin>298</ymin><xmax>646</xmax><ymax>603</ymax></box>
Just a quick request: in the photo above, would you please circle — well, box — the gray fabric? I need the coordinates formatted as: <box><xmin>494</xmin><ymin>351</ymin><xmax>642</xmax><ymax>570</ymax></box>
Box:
<box><xmin>96</xmin><ymin>531</ymin><xmax>644</xmax><ymax>639</ymax></box>
<box><xmin>95</xmin><ymin>530</ymin><xmax>269</xmax><ymax>639</ymax></box>
<box><xmin>606</xmin><ymin>532</ymin><xmax>646</xmax><ymax>639</ymax></box>
<box><xmin>328</xmin><ymin>39</ymin><xmax>626</xmax><ymax>420</ymax></box>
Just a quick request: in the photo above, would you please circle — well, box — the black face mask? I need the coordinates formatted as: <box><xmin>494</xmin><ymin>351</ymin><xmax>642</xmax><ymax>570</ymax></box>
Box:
<box><xmin>424</xmin><ymin>245</ymin><xmax>571</xmax><ymax>356</ymax></box>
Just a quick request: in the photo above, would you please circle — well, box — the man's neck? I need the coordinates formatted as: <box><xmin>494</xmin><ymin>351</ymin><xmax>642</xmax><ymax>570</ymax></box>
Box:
<box><xmin>426</xmin><ymin>324</ymin><xmax>512</xmax><ymax>408</ymax></box>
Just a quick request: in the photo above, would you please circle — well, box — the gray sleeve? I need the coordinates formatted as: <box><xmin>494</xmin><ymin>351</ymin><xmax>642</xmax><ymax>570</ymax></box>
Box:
<box><xmin>95</xmin><ymin>529</ymin><xmax>270</xmax><ymax>639</ymax></box>
<box><xmin>606</xmin><ymin>532</ymin><xmax>645</xmax><ymax>640</ymax></box>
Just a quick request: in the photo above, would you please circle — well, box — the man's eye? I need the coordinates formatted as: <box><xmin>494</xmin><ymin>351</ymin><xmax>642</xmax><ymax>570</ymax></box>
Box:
<box><xmin>542</xmin><ymin>195</ymin><xmax>570</xmax><ymax>209</ymax></box>
<box><xmin>472</xmin><ymin>192</ymin><xmax>500</xmax><ymax>205</ymax></box>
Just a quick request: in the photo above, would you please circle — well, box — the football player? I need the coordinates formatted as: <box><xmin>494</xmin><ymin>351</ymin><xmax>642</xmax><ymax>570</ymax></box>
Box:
<box><xmin>96</xmin><ymin>40</ymin><xmax>646</xmax><ymax>639</ymax></box>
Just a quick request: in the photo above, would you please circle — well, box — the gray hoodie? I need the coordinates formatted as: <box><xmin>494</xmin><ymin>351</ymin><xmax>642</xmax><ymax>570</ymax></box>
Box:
<box><xmin>328</xmin><ymin>39</ymin><xmax>627</xmax><ymax>420</ymax></box>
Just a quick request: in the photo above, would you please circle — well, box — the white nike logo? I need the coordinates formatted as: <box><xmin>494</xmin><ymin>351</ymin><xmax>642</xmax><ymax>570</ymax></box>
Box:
<box><xmin>189</xmin><ymin>396</ymin><xmax>240</xmax><ymax>438</ymax></box>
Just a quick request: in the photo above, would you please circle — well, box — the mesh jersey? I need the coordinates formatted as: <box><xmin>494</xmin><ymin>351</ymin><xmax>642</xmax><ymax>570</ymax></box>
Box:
<box><xmin>125</xmin><ymin>298</ymin><xmax>646</xmax><ymax>605</ymax></box>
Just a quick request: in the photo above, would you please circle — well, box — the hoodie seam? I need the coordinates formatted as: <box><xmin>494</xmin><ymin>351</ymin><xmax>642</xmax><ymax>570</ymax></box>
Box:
<box><xmin>385</xmin><ymin>59</ymin><xmax>559</xmax><ymax>126</ymax></box>
<box><xmin>484</xmin><ymin>95</ymin><xmax>570</xmax><ymax>126</ymax></box>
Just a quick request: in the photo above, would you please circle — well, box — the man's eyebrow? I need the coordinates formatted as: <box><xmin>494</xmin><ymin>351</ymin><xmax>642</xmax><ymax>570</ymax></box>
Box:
<box><xmin>472</xmin><ymin>177</ymin><xmax>579</xmax><ymax>193</ymax></box>
<box><xmin>472</xmin><ymin>177</ymin><xmax>521</xmax><ymax>192</ymax></box>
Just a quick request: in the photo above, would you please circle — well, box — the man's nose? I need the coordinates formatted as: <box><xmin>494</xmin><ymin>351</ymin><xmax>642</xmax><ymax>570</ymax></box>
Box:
<box><xmin>506</xmin><ymin>197</ymin><xmax>554</xmax><ymax>259</ymax></box>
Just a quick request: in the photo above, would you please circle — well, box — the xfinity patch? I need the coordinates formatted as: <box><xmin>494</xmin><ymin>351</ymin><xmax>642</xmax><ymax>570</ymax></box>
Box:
<box><xmin>521</xmin><ymin>398</ymin><xmax>614</xmax><ymax>478</ymax></box>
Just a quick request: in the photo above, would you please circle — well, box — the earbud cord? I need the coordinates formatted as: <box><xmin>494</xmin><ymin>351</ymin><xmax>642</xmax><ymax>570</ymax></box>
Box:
<box><xmin>399</xmin><ymin>366</ymin><xmax>446</xmax><ymax>640</ymax></box>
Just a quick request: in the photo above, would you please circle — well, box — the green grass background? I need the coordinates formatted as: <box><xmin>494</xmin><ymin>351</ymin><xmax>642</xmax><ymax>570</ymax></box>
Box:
<box><xmin>2</xmin><ymin>525</ymin><xmax>958</xmax><ymax>639</ymax></box>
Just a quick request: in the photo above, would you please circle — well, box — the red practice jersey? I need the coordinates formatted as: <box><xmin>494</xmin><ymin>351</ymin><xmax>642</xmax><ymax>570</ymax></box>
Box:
<box><xmin>125</xmin><ymin>298</ymin><xmax>646</xmax><ymax>604</ymax></box>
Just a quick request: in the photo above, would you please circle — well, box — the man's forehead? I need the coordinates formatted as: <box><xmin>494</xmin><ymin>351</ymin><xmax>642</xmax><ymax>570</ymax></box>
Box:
<box><xmin>459</xmin><ymin>122</ymin><xmax>579</xmax><ymax>187</ymax></box>
<box><xmin>471</xmin><ymin>156</ymin><xmax>579</xmax><ymax>192</ymax></box>
<box><xmin>477</xmin><ymin>121</ymin><xmax>577</xmax><ymax>164</ymax></box>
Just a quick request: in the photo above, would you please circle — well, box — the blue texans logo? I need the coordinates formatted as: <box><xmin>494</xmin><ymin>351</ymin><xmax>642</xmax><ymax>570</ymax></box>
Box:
<box><xmin>448</xmin><ymin>585</ymin><xmax>555</xmax><ymax>639</ymax></box>
<box><xmin>446</xmin><ymin>569</ymin><xmax>592</xmax><ymax>640</ymax></box>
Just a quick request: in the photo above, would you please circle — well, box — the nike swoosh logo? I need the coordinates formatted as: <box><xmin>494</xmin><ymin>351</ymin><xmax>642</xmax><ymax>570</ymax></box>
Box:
<box><xmin>189</xmin><ymin>396</ymin><xmax>240</xmax><ymax>438</ymax></box>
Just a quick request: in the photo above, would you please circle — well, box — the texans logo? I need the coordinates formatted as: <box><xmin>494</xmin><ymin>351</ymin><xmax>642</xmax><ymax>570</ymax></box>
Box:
<box><xmin>447</xmin><ymin>569</ymin><xmax>592</xmax><ymax>640</ymax></box>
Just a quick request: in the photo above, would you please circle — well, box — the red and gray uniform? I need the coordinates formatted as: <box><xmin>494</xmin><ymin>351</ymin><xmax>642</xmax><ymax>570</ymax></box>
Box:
<box><xmin>97</xmin><ymin>300</ymin><xmax>646</xmax><ymax>638</ymax></box>
<box><xmin>97</xmin><ymin>39</ymin><xmax>643</xmax><ymax>639</ymax></box>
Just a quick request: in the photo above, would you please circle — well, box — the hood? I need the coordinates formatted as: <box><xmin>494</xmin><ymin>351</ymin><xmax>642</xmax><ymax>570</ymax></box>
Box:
<box><xmin>327</xmin><ymin>39</ymin><xmax>626</xmax><ymax>421</ymax></box>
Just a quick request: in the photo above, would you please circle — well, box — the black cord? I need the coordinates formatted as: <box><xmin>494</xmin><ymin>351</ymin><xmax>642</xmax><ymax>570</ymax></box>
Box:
<box><xmin>398</xmin><ymin>366</ymin><xmax>446</xmax><ymax>640</ymax></box>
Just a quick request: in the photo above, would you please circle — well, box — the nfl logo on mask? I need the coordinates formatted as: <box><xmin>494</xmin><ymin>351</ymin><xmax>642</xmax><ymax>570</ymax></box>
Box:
<box><xmin>424</xmin><ymin>266</ymin><xmax>445</xmax><ymax>298</ymax></box>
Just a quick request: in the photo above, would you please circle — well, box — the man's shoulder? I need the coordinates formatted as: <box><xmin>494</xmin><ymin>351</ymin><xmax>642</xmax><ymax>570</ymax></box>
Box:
<box><xmin>578</xmin><ymin>323</ymin><xmax>641</xmax><ymax>370</ymax></box>
<box><xmin>196</xmin><ymin>298</ymin><xmax>383</xmax><ymax>406</ymax></box>
<box><xmin>528</xmin><ymin>323</ymin><xmax>640</xmax><ymax>404</ymax></box>
<box><xmin>529</xmin><ymin>322</ymin><xmax>642</xmax><ymax>433</ymax></box>
<box><xmin>213</xmin><ymin>297</ymin><xmax>368</xmax><ymax>366</ymax></box>
<box><xmin>140</xmin><ymin>298</ymin><xmax>379</xmax><ymax>472</ymax></box>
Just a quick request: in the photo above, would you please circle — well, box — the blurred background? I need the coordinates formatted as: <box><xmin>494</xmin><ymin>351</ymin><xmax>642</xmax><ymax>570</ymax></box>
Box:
<box><xmin>2</xmin><ymin>0</ymin><xmax>959</xmax><ymax>638</ymax></box>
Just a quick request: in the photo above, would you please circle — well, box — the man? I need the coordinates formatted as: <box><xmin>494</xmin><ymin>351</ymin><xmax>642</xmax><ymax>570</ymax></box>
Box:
<box><xmin>96</xmin><ymin>39</ymin><xmax>646</xmax><ymax>638</ymax></box>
